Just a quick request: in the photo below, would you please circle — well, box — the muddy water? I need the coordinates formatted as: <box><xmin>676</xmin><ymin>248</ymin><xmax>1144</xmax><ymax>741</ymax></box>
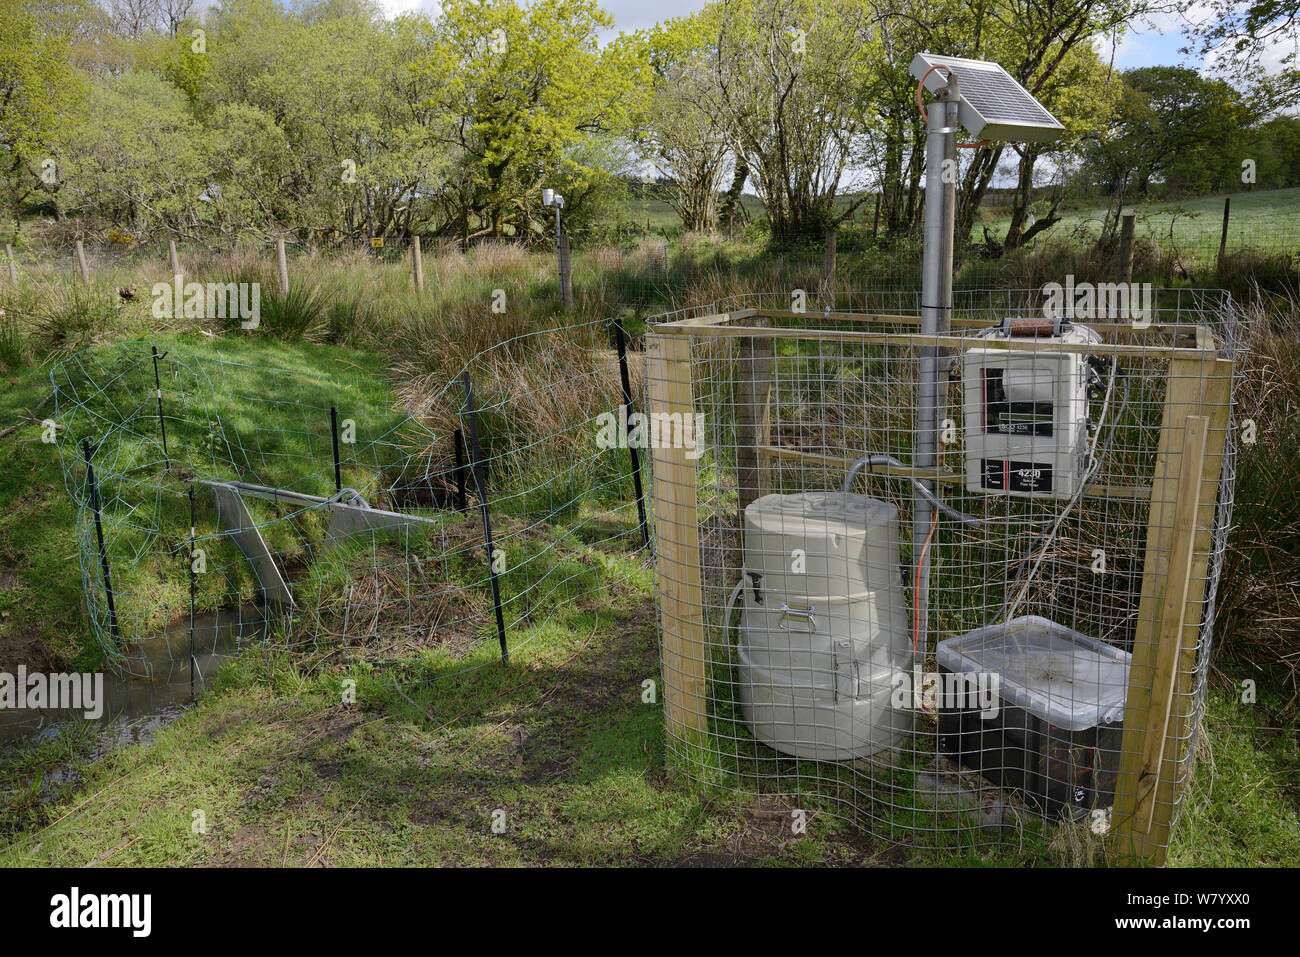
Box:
<box><xmin>0</xmin><ymin>606</ymin><xmax>270</xmax><ymax>748</ymax></box>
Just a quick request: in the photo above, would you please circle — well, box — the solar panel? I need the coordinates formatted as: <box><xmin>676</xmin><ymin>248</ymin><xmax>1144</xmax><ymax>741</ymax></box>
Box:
<box><xmin>909</xmin><ymin>53</ymin><xmax>1065</xmax><ymax>143</ymax></box>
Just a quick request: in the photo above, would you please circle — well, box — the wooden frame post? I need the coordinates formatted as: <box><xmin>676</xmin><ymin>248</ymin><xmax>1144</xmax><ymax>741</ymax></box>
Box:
<box><xmin>1113</xmin><ymin>354</ymin><xmax>1233</xmax><ymax>865</ymax></box>
<box><xmin>735</xmin><ymin>332</ymin><xmax>774</xmax><ymax>520</ymax></box>
<box><xmin>646</xmin><ymin>331</ymin><xmax>709</xmax><ymax>746</ymax></box>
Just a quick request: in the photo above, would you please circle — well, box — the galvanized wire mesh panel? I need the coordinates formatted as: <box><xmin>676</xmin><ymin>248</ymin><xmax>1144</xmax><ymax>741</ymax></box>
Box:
<box><xmin>646</xmin><ymin>288</ymin><xmax>1243</xmax><ymax>862</ymax></box>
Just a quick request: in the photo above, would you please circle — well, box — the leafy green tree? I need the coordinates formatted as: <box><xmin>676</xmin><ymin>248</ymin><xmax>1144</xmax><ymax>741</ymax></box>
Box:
<box><xmin>414</xmin><ymin>0</ymin><xmax>645</xmax><ymax>240</ymax></box>
<box><xmin>633</xmin><ymin>15</ymin><xmax>732</xmax><ymax>233</ymax></box>
<box><xmin>1078</xmin><ymin>66</ymin><xmax>1254</xmax><ymax>236</ymax></box>
<box><xmin>56</xmin><ymin>71</ymin><xmax>210</xmax><ymax>235</ymax></box>
<box><xmin>700</xmin><ymin>0</ymin><xmax>884</xmax><ymax>239</ymax></box>
<box><xmin>0</xmin><ymin>0</ymin><xmax>89</xmax><ymax>238</ymax></box>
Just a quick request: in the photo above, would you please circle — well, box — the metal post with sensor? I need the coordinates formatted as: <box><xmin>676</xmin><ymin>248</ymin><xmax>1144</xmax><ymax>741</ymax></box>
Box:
<box><xmin>908</xmin><ymin>52</ymin><xmax>1065</xmax><ymax>658</ymax></box>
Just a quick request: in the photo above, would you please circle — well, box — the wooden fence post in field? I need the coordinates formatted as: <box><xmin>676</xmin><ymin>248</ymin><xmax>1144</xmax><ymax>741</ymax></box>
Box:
<box><xmin>559</xmin><ymin>233</ymin><xmax>574</xmax><ymax>309</ymax></box>
<box><xmin>75</xmin><ymin>240</ymin><xmax>91</xmax><ymax>286</ymax></box>
<box><xmin>4</xmin><ymin>244</ymin><xmax>16</xmax><ymax>285</ymax></box>
<box><xmin>1217</xmin><ymin>197</ymin><xmax>1231</xmax><ymax>270</ymax></box>
<box><xmin>169</xmin><ymin>240</ymin><xmax>182</xmax><ymax>281</ymax></box>
<box><xmin>276</xmin><ymin>238</ymin><xmax>290</xmax><ymax>294</ymax></box>
<box><xmin>1117</xmin><ymin>213</ymin><xmax>1136</xmax><ymax>284</ymax></box>
<box><xmin>411</xmin><ymin>235</ymin><xmax>425</xmax><ymax>293</ymax></box>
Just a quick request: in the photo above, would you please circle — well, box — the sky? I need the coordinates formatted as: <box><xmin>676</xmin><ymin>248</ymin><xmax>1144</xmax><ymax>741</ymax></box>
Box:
<box><xmin>367</xmin><ymin>0</ymin><xmax>1238</xmax><ymax>73</ymax></box>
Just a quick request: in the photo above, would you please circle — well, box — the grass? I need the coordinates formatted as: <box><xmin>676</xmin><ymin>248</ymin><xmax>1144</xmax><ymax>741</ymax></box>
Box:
<box><xmin>0</xmin><ymin>219</ymin><xmax>1297</xmax><ymax>867</ymax></box>
<box><xmin>979</xmin><ymin>186</ymin><xmax>1300</xmax><ymax>256</ymax></box>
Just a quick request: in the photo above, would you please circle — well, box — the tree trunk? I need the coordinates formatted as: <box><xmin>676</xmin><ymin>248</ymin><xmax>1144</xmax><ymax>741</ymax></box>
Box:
<box><xmin>719</xmin><ymin>157</ymin><xmax>748</xmax><ymax>231</ymax></box>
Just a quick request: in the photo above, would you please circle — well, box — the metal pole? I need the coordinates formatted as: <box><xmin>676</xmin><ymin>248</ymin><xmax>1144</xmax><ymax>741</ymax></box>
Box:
<box><xmin>151</xmin><ymin>346</ymin><xmax>170</xmax><ymax>472</ymax></box>
<box><xmin>330</xmin><ymin>405</ymin><xmax>342</xmax><ymax>493</ymax></box>
<box><xmin>915</xmin><ymin>75</ymin><xmax>958</xmax><ymax>662</ymax></box>
<box><xmin>462</xmin><ymin>372</ymin><xmax>509</xmax><ymax>663</ymax></box>
<box><xmin>554</xmin><ymin>206</ymin><xmax>563</xmax><ymax>282</ymax></box>
<box><xmin>612</xmin><ymin>318</ymin><xmax>650</xmax><ymax>550</ymax></box>
<box><xmin>82</xmin><ymin>440</ymin><xmax>121</xmax><ymax>644</ymax></box>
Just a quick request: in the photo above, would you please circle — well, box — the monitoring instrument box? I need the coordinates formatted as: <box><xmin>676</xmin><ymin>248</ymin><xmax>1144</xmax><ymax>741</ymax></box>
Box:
<box><xmin>961</xmin><ymin>320</ymin><xmax>1100</xmax><ymax>500</ymax></box>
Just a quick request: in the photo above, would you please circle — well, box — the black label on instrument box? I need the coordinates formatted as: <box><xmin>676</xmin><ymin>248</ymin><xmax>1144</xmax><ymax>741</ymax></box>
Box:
<box><xmin>981</xmin><ymin>459</ymin><xmax>1053</xmax><ymax>494</ymax></box>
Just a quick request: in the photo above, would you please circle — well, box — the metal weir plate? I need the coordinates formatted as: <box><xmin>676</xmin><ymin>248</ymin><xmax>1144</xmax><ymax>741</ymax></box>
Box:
<box><xmin>200</xmin><ymin>479</ymin><xmax>442</xmax><ymax>610</ymax></box>
<box><xmin>910</xmin><ymin>53</ymin><xmax>1065</xmax><ymax>143</ymax></box>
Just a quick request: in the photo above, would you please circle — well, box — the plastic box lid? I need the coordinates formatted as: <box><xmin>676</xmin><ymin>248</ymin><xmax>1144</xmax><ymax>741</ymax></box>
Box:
<box><xmin>936</xmin><ymin>616</ymin><xmax>1131</xmax><ymax>731</ymax></box>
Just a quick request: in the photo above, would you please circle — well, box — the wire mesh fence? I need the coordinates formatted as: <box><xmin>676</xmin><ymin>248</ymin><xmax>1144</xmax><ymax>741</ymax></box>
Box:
<box><xmin>50</xmin><ymin>319</ymin><xmax>651</xmax><ymax>684</ymax></box>
<box><xmin>645</xmin><ymin>288</ymin><xmax>1244</xmax><ymax>863</ymax></box>
<box><xmin>7</xmin><ymin>196</ymin><xmax>1300</xmax><ymax>314</ymax></box>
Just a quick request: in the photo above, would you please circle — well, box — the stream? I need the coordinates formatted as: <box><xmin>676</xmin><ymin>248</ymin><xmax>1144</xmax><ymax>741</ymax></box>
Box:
<box><xmin>1</xmin><ymin>606</ymin><xmax>270</xmax><ymax>750</ymax></box>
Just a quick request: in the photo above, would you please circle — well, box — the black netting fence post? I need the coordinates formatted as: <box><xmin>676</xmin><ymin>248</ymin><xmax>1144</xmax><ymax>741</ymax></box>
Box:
<box><xmin>461</xmin><ymin>372</ymin><xmax>508</xmax><ymax>664</ymax></box>
<box><xmin>82</xmin><ymin>439</ymin><xmax>121</xmax><ymax>644</ymax></box>
<box><xmin>611</xmin><ymin>317</ymin><xmax>649</xmax><ymax>550</ymax></box>
<box><xmin>150</xmin><ymin>345</ymin><xmax>170</xmax><ymax>472</ymax></box>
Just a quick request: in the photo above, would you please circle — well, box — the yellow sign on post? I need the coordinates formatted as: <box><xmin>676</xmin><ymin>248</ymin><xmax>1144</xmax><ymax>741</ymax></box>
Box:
<box><xmin>370</xmin><ymin>237</ymin><xmax>384</xmax><ymax>249</ymax></box>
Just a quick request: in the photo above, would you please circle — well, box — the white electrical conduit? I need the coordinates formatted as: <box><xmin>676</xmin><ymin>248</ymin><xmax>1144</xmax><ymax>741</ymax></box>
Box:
<box><xmin>842</xmin><ymin>454</ymin><xmax>988</xmax><ymax>526</ymax></box>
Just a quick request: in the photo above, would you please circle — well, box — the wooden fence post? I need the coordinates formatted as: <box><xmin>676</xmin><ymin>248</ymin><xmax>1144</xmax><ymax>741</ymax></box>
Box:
<box><xmin>4</xmin><ymin>244</ymin><xmax>16</xmax><ymax>285</ymax></box>
<box><xmin>646</xmin><ymin>331</ymin><xmax>708</xmax><ymax>747</ymax></box>
<box><xmin>411</xmin><ymin>235</ymin><xmax>424</xmax><ymax>293</ymax></box>
<box><xmin>75</xmin><ymin>240</ymin><xmax>91</xmax><ymax>286</ymax></box>
<box><xmin>169</xmin><ymin>239</ymin><xmax>182</xmax><ymax>281</ymax></box>
<box><xmin>276</xmin><ymin>238</ymin><xmax>290</xmax><ymax>294</ymax></box>
<box><xmin>1117</xmin><ymin>212</ymin><xmax>1136</xmax><ymax>284</ymax></box>
<box><xmin>1217</xmin><ymin>197</ymin><xmax>1231</xmax><ymax>271</ymax></box>
<box><xmin>1113</xmin><ymin>352</ymin><xmax>1233</xmax><ymax>865</ymax></box>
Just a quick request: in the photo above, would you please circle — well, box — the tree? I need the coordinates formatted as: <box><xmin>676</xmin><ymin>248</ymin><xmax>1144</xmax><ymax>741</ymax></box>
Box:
<box><xmin>56</xmin><ymin>71</ymin><xmax>210</xmax><ymax>235</ymax></box>
<box><xmin>1078</xmin><ymin>66</ymin><xmax>1253</xmax><ymax>238</ymax></box>
<box><xmin>702</xmin><ymin>0</ymin><xmax>883</xmax><ymax>239</ymax></box>
<box><xmin>0</xmin><ymin>0</ymin><xmax>88</xmax><ymax>238</ymax></box>
<box><xmin>415</xmin><ymin>0</ymin><xmax>644</xmax><ymax>240</ymax></box>
<box><xmin>635</xmin><ymin>15</ymin><xmax>732</xmax><ymax>233</ymax></box>
<box><xmin>1192</xmin><ymin>0</ymin><xmax>1300</xmax><ymax>94</ymax></box>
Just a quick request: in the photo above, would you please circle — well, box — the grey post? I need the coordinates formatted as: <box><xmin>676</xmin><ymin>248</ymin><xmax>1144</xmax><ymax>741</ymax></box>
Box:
<box><xmin>412</xmin><ymin>235</ymin><xmax>425</xmax><ymax>293</ymax></box>
<box><xmin>169</xmin><ymin>239</ymin><xmax>182</xmax><ymax>281</ymax></box>
<box><xmin>75</xmin><ymin>240</ymin><xmax>91</xmax><ymax>286</ymax></box>
<box><xmin>559</xmin><ymin>233</ymin><xmax>574</xmax><ymax>308</ymax></box>
<box><xmin>915</xmin><ymin>73</ymin><xmax>958</xmax><ymax>662</ymax></box>
<box><xmin>276</xmin><ymin>238</ymin><xmax>290</xmax><ymax>294</ymax></box>
<box><xmin>4</xmin><ymin>244</ymin><xmax>15</xmax><ymax>285</ymax></box>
